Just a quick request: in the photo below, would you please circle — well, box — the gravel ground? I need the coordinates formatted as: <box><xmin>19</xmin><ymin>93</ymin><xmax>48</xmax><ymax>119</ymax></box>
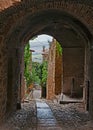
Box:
<box><xmin>46</xmin><ymin>100</ymin><xmax>93</xmax><ymax>130</ymax></box>
<box><xmin>0</xmin><ymin>99</ymin><xmax>93</xmax><ymax>130</ymax></box>
<box><xmin>0</xmin><ymin>100</ymin><xmax>36</xmax><ymax>130</ymax></box>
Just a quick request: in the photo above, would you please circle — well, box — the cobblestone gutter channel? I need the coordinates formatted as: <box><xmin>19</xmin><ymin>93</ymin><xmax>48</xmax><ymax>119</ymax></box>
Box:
<box><xmin>36</xmin><ymin>99</ymin><xmax>62</xmax><ymax>130</ymax></box>
<box><xmin>46</xmin><ymin>100</ymin><xmax>93</xmax><ymax>130</ymax></box>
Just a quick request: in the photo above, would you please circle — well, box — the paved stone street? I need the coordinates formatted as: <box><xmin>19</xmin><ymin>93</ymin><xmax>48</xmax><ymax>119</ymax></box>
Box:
<box><xmin>33</xmin><ymin>89</ymin><xmax>41</xmax><ymax>99</ymax></box>
<box><xmin>36</xmin><ymin>100</ymin><xmax>62</xmax><ymax>130</ymax></box>
<box><xmin>1</xmin><ymin>99</ymin><xmax>93</xmax><ymax>130</ymax></box>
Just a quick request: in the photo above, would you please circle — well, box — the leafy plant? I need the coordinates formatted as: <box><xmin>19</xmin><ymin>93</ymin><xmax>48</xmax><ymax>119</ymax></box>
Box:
<box><xmin>31</xmin><ymin>62</ymin><xmax>41</xmax><ymax>84</ymax></box>
<box><xmin>31</xmin><ymin>61</ymin><xmax>48</xmax><ymax>86</ymax></box>
<box><xmin>41</xmin><ymin>61</ymin><xmax>48</xmax><ymax>86</ymax></box>
<box><xmin>24</xmin><ymin>43</ymin><xmax>32</xmax><ymax>87</ymax></box>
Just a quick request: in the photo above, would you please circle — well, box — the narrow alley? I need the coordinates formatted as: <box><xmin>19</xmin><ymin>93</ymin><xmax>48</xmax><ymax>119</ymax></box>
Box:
<box><xmin>1</xmin><ymin>99</ymin><xmax>93</xmax><ymax>130</ymax></box>
<box><xmin>1</xmin><ymin>1</ymin><xmax>93</xmax><ymax>130</ymax></box>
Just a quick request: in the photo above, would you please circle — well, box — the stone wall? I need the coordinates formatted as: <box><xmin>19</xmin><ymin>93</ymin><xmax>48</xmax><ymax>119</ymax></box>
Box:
<box><xmin>0</xmin><ymin>0</ymin><xmax>21</xmax><ymax>11</ymax></box>
<box><xmin>47</xmin><ymin>40</ymin><xmax>56</xmax><ymax>99</ymax></box>
<box><xmin>63</xmin><ymin>48</ymin><xmax>85</xmax><ymax>97</ymax></box>
<box><xmin>47</xmin><ymin>39</ymin><xmax>62</xmax><ymax>99</ymax></box>
<box><xmin>55</xmin><ymin>43</ymin><xmax>62</xmax><ymax>95</ymax></box>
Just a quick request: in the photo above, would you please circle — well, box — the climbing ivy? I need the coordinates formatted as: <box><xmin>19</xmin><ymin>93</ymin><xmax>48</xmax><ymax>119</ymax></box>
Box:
<box><xmin>56</xmin><ymin>41</ymin><xmax>62</xmax><ymax>56</ymax></box>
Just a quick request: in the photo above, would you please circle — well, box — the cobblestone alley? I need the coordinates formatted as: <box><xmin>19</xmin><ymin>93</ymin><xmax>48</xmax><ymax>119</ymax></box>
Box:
<box><xmin>1</xmin><ymin>1</ymin><xmax>93</xmax><ymax>129</ymax></box>
<box><xmin>0</xmin><ymin>99</ymin><xmax>93</xmax><ymax>130</ymax></box>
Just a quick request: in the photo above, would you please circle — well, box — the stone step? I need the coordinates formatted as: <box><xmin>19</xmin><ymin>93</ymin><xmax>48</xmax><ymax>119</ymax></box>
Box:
<box><xmin>59</xmin><ymin>100</ymin><xmax>83</xmax><ymax>104</ymax></box>
<box><xmin>37</xmin><ymin>126</ymin><xmax>62</xmax><ymax>130</ymax></box>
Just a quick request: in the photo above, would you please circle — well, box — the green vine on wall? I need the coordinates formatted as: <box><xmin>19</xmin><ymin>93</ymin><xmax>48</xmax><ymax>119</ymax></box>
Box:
<box><xmin>56</xmin><ymin>41</ymin><xmax>62</xmax><ymax>56</ymax></box>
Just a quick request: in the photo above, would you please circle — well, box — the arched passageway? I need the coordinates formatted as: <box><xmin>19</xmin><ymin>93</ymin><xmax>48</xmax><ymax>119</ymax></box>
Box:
<box><xmin>0</xmin><ymin>0</ymin><xmax>93</xmax><ymax>123</ymax></box>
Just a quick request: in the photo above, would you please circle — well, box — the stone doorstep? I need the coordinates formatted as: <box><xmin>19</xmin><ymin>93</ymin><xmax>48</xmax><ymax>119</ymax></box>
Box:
<box><xmin>59</xmin><ymin>100</ymin><xmax>83</xmax><ymax>104</ymax></box>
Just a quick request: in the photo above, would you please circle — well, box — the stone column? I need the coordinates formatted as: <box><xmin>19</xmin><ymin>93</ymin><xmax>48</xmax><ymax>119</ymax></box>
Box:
<box><xmin>83</xmin><ymin>47</ymin><xmax>90</xmax><ymax>110</ymax></box>
<box><xmin>14</xmin><ymin>48</ymin><xmax>22</xmax><ymax>110</ymax></box>
<box><xmin>6</xmin><ymin>56</ymin><xmax>13</xmax><ymax>112</ymax></box>
<box><xmin>21</xmin><ymin>52</ymin><xmax>25</xmax><ymax>102</ymax></box>
<box><xmin>6</xmin><ymin>47</ymin><xmax>17</xmax><ymax>112</ymax></box>
<box><xmin>89</xmin><ymin>47</ymin><xmax>93</xmax><ymax>118</ymax></box>
<box><xmin>7</xmin><ymin>47</ymin><xmax>22</xmax><ymax>112</ymax></box>
<box><xmin>0</xmin><ymin>36</ymin><xmax>8</xmax><ymax>123</ymax></box>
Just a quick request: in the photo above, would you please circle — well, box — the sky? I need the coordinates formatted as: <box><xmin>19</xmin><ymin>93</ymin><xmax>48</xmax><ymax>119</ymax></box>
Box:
<box><xmin>29</xmin><ymin>34</ymin><xmax>53</xmax><ymax>63</ymax></box>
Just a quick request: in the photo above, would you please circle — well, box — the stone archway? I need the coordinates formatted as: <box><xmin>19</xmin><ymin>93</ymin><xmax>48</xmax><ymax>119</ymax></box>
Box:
<box><xmin>0</xmin><ymin>0</ymin><xmax>93</xmax><ymax>123</ymax></box>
